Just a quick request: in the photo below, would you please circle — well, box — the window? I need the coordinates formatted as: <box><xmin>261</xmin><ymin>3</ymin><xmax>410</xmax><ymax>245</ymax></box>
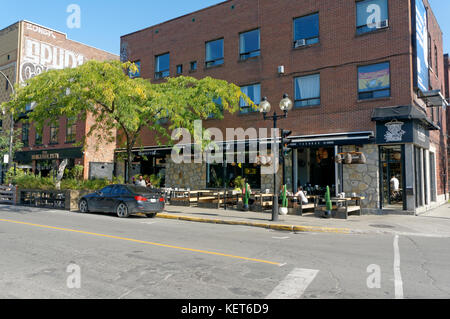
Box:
<box><xmin>435</xmin><ymin>44</ymin><xmax>438</xmax><ymax>77</ymax></box>
<box><xmin>35</xmin><ymin>127</ymin><xmax>43</xmax><ymax>145</ymax></box>
<box><xmin>206</xmin><ymin>39</ymin><xmax>224</xmax><ymax>68</ymax></box>
<box><xmin>190</xmin><ymin>61</ymin><xmax>197</xmax><ymax>71</ymax></box>
<box><xmin>177</xmin><ymin>64</ymin><xmax>183</xmax><ymax>74</ymax></box>
<box><xmin>128</xmin><ymin>61</ymin><xmax>141</xmax><ymax>78</ymax></box>
<box><xmin>294</xmin><ymin>74</ymin><xmax>321</xmax><ymax>107</ymax></box>
<box><xmin>100</xmin><ymin>185</ymin><xmax>114</xmax><ymax>195</ymax></box>
<box><xmin>208</xmin><ymin>97</ymin><xmax>223</xmax><ymax>119</ymax></box>
<box><xmin>155</xmin><ymin>53</ymin><xmax>170</xmax><ymax>79</ymax></box>
<box><xmin>22</xmin><ymin>123</ymin><xmax>29</xmax><ymax>147</ymax></box>
<box><xmin>358</xmin><ymin>62</ymin><xmax>390</xmax><ymax>100</ymax></box>
<box><xmin>66</xmin><ymin>117</ymin><xmax>77</xmax><ymax>143</ymax></box>
<box><xmin>240</xmin><ymin>84</ymin><xmax>261</xmax><ymax>114</ymax></box>
<box><xmin>240</xmin><ymin>29</ymin><xmax>260</xmax><ymax>60</ymax></box>
<box><xmin>356</xmin><ymin>0</ymin><xmax>389</xmax><ymax>35</ymax></box>
<box><xmin>50</xmin><ymin>123</ymin><xmax>59</xmax><ymax>144</ymax></box>
<box><xmin>293</xmin><ymin>13</ymin><xmax>319</xmax><ymax>47</ymax></box>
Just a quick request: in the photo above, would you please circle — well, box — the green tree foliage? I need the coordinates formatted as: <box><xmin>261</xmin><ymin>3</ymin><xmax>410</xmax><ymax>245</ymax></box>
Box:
<box><xmin>5</xmin><ymin>60</ymin><xmax>253</xmax><ymax>183</ymax></box>
<box><xmin>0</xmin><ymin>128</ymin><xmax>24</xmax><ymax>164</ymax></box>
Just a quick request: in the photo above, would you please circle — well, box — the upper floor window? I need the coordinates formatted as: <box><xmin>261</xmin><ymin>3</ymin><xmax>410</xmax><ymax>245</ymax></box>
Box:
<box><xmin>35</xmin><ymin>127</ymin><xmax>43</xmax><ymax>146</ymax></box>
<box><xmin>240</xmin><ymin>29</ymin><xmax>260</xmax><ymax>60</ymax></box>
<box><xmin>208</xmin><ymin>97</ymin><xmax>223</xmax><ymax>119</ymax></box>
<box><xmin>294</xmin><ymin>74</ymin><xmax>321</xmax><ymax>107</ymax></box>
<box><xmin>356</xmin><ymin>0</ymin><xmax>389</xmax><ymax>35</ymax></box>
<box><xmin>50</xmin><ymin>123</ymin><xmax>59</xmax><ymax>144</ymax></box>
<box><xmin>176</xmin><ymin>64</ymin><xmax>183</xmax><ymax>75</ymax></box>
<box><xmin>155</xmin><ymin>53</ymin><xmax>170</xmax><ymax>79</ymax></box>
<box><xmin>358</xmin><ymin>62</ymin><xmax>390</xmax><ymax>100</ymax></box>
<box><xmin>22</xmin><ymin>123</ymin><xmax>29</xmax><ymax>147</ymax></box>
<box><xmin>66</xmin><ymin>117</ymin><xmax>77</xmax><ymax>143</ymax></box>
<box><xmin>293</xmin><ymin>13</ymin><xmax>319</xmax><ymax>48</ymax></box>
<box><xmin>129</xmin><ymin>61</ymin><xmax>141</xmax><ymax>78</ymax></box>
<box><xmin>206</xmin><ymin>39</ymin><xmax>224</xmax><ymax>68</ymax></box>
<box><xmin>240</xmin><ymin>83</ymin><xmax>261</xmax><ymax>114</ymax></box>
<box><xmin>190</xmin><ymin>61</ymin><xmax>197</xmax><ymax>71</ymax></box>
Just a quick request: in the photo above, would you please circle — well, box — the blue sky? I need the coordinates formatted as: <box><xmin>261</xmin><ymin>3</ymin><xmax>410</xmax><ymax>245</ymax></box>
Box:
<box><xmin>0</xmin><ymin>0</ymin><xmax>449</xmax><ymax>55</ymax></box>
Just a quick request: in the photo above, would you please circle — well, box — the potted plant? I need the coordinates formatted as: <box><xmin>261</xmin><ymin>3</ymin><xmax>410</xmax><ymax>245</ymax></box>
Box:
<box><xmin>324</xmin><ymin>186</ymin><xmax>332</xmax><ymax>218</ymax></box>
<box><xmin>279</xmin><ymin>185</ymin><xmax>288</xmax><ymax>215</ymax></box>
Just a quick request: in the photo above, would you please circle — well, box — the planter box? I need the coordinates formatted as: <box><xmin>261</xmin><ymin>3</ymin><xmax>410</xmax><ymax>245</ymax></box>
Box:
<box><xmin>17</xmin><ymin>189</ymin><xmax>91</xmax><ymax>211</ymax></box>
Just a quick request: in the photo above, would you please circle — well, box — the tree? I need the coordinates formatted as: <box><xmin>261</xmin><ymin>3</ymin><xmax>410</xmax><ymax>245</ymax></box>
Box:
<box><xmin>5</xmin><ymin>60</ymin><xmax>254</xmax><ymax>182</ymax></box>
<box><xmin>0</xmin><ymin>128</ymin><xmax>24</xmax><ymax>166</ymax></box>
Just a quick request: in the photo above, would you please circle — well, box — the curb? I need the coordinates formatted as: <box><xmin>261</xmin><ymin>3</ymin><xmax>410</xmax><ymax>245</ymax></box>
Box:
<box><xmin>156</xmin><ymin>213</ymin><xmax>352</xmax><ymax>234</ymax></box>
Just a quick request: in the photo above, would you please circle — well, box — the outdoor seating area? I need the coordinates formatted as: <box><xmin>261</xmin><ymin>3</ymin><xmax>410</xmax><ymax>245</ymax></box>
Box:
<box><xmin>164</xmin><ymin>188</ymin><xmax>364</xmax><ymax>219</ymax></box>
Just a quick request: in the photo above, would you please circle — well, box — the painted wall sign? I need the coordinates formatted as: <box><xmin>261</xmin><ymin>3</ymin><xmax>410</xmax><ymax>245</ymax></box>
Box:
<box><xmin>20</xmin><ymin>37</ymin><xmax>85</xmax><ymax>82</ymax></box>
<box><xmin>414</xmin><ymin>0</ymin><xmax>429</xmax><ymax>93</ymax></box>
<box><xmin>384</xmin><ymin>121</ymin><xmax>406</xmax><ymax>142</ymax></box>
<box><xmin>25</xmin><ymin>23</ymin><xmax>56</xmax><ymax>39</ymax></box>
<box><xmin>376</xmin><ymin>120</ymin><xmax>430</xmax><ymax>149</ymax></box>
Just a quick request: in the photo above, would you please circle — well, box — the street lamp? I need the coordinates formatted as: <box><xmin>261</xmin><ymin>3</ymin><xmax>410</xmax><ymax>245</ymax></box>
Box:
<box><xmin>0</xmin><ymin>70</ymin><xmax>15</xmax><ymax>175</ymax></box>
<box><xmin>259</xmin><ymin>94</ymin><xmax>293</xmax><ymax>221</ymax></box>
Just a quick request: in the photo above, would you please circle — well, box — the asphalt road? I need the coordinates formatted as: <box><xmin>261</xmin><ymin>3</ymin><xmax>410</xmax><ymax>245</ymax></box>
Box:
<box><xmin>0</xmin><ymin>205</ymin><xmax>449</xmax><ymax>299</ymax></box>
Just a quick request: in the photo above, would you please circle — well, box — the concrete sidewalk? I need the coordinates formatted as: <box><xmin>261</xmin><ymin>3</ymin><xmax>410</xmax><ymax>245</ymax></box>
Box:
<box><xmin>159</xmin><ymin>203</ymin><xmax>450</xmax><ymax>237</ymax></box>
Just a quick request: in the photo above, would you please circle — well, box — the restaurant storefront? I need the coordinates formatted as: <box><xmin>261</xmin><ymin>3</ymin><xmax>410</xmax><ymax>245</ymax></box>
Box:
<box><xmin>15</xmin><ymin>147</ymin><xmax>83</xmax><ymax>177</ymax></box>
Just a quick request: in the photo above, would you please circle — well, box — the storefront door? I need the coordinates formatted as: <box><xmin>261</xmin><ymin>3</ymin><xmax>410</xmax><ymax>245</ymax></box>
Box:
<box><xmin>380</xmin><ymin>145</ymin><xmax>405</xmax><ymax>209</ymax></box>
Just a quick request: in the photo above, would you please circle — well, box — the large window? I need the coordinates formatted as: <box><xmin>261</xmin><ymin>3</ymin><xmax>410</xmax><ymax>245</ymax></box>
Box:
<box><xmin>240</xmin><ymin>84</ymin><xmax>261</xmax><ymax>114</ymax></box>
<box><xmin>206</xmin><ymin>39</ymin><xmax>224</xmax><ymax>68</ymax></box>
<box><xmin>66</xmin><ymin>117</ymin><xmax>77</xmax><ymax>143</ymax></box>
<box><xmin>358</xmin><ymin>62</ymin><xmax>390</xmax><ymax>100</ymax></box>
<box><xmin>356</xmin><ymin>0</ymin><xmax>389</xmax><ymax>35</ymax></box>
<box><xmin>22</xmin><ymin>123</ymin><xmax>29</xmax><ymax>147</ymax></box>
<box><xmin>294</xmin><ymin>74</ymin><xmax>321</xmax><ymax>107</ymax></box>
<box><xmin>240</xmin><ymin>29</ymin><xmax>260</xmax><ymax>60</ymax></box>
<box><xmin>293</xmin><ymin>13</ymin><xmax>319</xmax><ymax>47</ymax></box>
<box><xmin>155</xmin><ymin>53</ymin><xmax>170</xmax><ymax>79</ymax></box>
<box><xmin>50</xmin><ymin>123</ymin><xmax>59</xmax><ymax>144</ymax></box>
<box><xmin>207</xmin><ymin>162</ymin><xmax>261</xmax><ymax>189</ymax></box>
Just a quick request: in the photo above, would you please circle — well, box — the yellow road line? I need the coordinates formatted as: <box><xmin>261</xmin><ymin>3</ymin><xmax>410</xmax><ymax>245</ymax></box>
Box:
<box><xmin>0</xmin><ymin>218</ymin><xmax>281</xmax><ymax>266</ymax></box>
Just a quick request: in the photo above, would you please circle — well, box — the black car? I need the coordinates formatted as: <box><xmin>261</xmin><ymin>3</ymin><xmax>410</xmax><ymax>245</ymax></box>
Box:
<box><xmin>78</xmin><ymin>184</ymin><xmax>165</xmax><ymax>218</ymax></box>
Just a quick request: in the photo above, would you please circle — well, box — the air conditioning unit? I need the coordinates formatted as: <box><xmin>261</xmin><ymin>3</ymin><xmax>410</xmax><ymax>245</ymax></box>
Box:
<box><xmin>377</xmin><ymin>19</ymin><xmax>389</xmax><ymax>29</ymax></box>
<box><xmin>294</xmin><ymin>39</ymin><xmax>307</xmax><ymax>48</ymax></box>
<box><xmin>278</xmin><ymin>65</ymin><xmax>285</xmax><ymax>74</ymax></box>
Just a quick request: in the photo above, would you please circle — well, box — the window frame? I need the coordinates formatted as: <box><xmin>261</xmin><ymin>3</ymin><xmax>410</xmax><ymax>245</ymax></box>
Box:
<box><xmin>357</xmin><ymin>61</ymin><xmax>391</xmax><ymax>100</ymax></box>
<box><xmin>176</xmin><ymin>64</ymin><xmax>183</xmax><ymax>75</ymax></box>
<box><xmin>22</xmin><ymin>123</ymin><xmax>29</xmax><ymax>147</ymax></box>
<box><xmin>155</xmin><ymin>52</ymin><xmax>170</xmax><ymax>79</ymax></box>
<box><xmin>355</xmin><ymin>0</ymin><xmax>390</xmax><ymax>36</ymax></box>
<box><xmin>239</xmin><ymin>28</ymin><xmax>261</xmax><ymax>60</ymax></box>
<box><xmin>49</xmin><ymin>122</ymin><xmax>59</xmax><ymax>145</ymax></box>
<box><xmin>239</xmin><ymin>83</ymin><xmax>261</xmax><ymax>114</ymax></box>
<box><xmin>65</xmin><ymin>117</ymin><xmax>77</xmax><ymax>143</ymax></box>
<box><xmin>293</xmin><ymin>12</ymin><xmax>320</xmax><ymax>47</ymax></box>
<box><xmin>294</xmin><ymin>73</ymin><xmax>321</xmax><ymax>108</ymax></box>
<box><xmin>190</xmin><ymin>61</ymin><xmax>198</xmax><ymax>72</ymax></box>
<box><xmin>205</xmin><ymin>38</ymin><xmax>224</xmax><ymax>68</ymax></box>
<box><xmin>35</xmin><ymin>127</ymin><xmax>43</xmax><ymax>146</ymax></box>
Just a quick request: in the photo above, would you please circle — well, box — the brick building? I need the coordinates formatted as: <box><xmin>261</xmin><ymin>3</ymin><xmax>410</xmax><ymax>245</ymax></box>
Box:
<box><xmin>0</xmin><ymin>21</ymin><xmax>118</xmax><ymax>180</ymax></box>
<box><xmin>120</xmin><ymin>0</ymin><xmax>448</xmax><ymax>214</ymax></box>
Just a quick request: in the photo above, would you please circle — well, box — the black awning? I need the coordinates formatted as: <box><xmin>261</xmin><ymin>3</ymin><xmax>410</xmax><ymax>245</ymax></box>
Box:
<box><xmin>371</xmin><ymin>105</ymin><xmax>440</xmax><ymax>130</ymax></box>
<box><xmin>290</xmin><ymin>131</ymin><xmax>375</xmax><ymax>148</ymax></box>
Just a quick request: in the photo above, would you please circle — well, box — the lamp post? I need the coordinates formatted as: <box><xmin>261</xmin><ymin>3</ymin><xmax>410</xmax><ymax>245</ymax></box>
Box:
<box><xmin>0</xmin><ymin>70</ymin><xmax>15</xmax><ymax>175</ymax></box>
<box><xmin>259</xmin><ymin>94</ymin><xmax>293</xmax><ymax>221</ymax></box>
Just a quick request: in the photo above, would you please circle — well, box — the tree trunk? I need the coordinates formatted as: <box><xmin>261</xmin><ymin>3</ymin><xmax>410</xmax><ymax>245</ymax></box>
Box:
<box><xmin>127</xmin><ymin>145</ymin><xmax>133</xmax><ymax>184</ymax></box>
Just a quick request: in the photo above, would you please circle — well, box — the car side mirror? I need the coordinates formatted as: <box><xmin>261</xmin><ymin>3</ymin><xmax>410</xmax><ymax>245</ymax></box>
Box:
<box><xmin>96</xmin><ymin>191</ymin><xmax>103</xmax><ymax>196</ymax></box>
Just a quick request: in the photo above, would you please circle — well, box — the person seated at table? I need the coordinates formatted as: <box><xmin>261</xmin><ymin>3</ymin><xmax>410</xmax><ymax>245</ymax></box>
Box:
<box><xmin>294</xmin><ymin>186</ymin><xmax>309</xmax><ymax>205</ymax></box>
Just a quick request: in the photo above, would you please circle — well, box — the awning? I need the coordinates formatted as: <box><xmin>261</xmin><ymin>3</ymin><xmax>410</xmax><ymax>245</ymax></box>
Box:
<box><xmin>289</xmin><ymin>131</ymin><xmax>374</xmax><ymax>148</ymax></box>
<box><xmin>418</xmin><ymin>90</ymin><xmax>448</xmax><ymax>107</ymax></box>
<box><xmin>371</xmin><ymin>105</ymin><xmax>440</xmax><ymax>130</ymax></box>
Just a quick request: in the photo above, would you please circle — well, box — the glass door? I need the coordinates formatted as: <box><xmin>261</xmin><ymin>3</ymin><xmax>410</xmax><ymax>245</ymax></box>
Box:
<box><xmin>380</xmin><ymin>145</ymin><xmax>404</xmax><ymax>209</ymax></box>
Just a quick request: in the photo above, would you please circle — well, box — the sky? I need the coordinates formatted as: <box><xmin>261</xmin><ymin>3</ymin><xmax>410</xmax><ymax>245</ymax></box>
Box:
<box><xmin>0</xmin><ymin>0</ymin><xmax>449</xmax><ymax>55</ymax></box>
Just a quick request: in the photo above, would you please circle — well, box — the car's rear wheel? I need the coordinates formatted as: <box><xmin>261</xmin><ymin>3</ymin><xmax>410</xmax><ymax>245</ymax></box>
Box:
<box><xmin>146</xmin><ymin>213</ymin><xmax>157</xmax><ymax>218</ymax></box>
<box><xmin>116</xmin><ymin>202</ymin><xmax>130</xmax><ymax>218</ymax></box>
<box><xmin>79</xmin><ymin>199</ymin><xmax>89</xmax><ymax>213</ymax></box>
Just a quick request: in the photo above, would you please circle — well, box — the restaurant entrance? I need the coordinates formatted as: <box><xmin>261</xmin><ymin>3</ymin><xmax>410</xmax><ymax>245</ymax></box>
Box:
<box><xmin>296</xmin><ymin>147</ymin><xmax>336</xmax><ymax>196</ymax></box>
<box><xmin>379</xmin><ymin>145</ymin><xmax>405</xmax><ymax>209</ymax></box>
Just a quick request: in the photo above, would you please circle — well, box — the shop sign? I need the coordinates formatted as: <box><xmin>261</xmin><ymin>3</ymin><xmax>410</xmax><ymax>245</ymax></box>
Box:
<box><xmin>32</xmin><ymin>152</ymin><xmax>60</xmax><ymax>160</ymax></box>
<box><xmin>376</xmin><ymin>120</ymin><xmax>429</xmax><ymax>148</ymax></box>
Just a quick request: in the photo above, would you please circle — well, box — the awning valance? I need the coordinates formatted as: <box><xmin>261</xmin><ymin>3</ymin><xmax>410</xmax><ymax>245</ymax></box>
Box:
<box><xmin>371</xmin><ymin>105</ymin><xmax>439</xmax><ymax>131</ymax></box>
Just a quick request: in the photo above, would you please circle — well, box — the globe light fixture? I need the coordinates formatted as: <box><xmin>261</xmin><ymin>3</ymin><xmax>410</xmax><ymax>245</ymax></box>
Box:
<box><xmin>279</xmin><ymin>94</ymin><xmax>293</xmax><ymax>112</ymax></box>
<box><xmin>259</xmin><ymin>96</ymin><xmax>271</xmax><ymax>114</ymax></box>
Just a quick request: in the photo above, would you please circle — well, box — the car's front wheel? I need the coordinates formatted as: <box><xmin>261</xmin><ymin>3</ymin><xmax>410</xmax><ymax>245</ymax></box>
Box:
<box><xmin>116</xmin><ymin>202</ymin><xmax>130</xmax><ymax>218</ymax></box>
<box><xmin>79</xmin><ymin>199</ymin><xmax>89</xmax><ymax>213</ymax></box>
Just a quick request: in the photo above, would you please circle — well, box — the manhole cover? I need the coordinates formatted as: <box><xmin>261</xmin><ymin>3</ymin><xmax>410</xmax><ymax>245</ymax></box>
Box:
<box><xmin>370</xmin><ymin>224</ymin><xmax>395</xmax><ymax>229</ymax></box>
